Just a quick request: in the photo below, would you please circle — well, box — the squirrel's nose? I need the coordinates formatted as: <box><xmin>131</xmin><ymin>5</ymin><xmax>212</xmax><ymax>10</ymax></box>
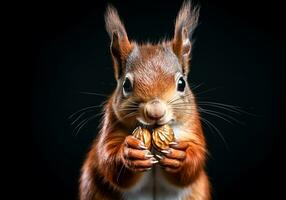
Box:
<box><xmin>144</xmin><ymin>100</ymin><xmax>166</xmax><ymax>121</ymax></box>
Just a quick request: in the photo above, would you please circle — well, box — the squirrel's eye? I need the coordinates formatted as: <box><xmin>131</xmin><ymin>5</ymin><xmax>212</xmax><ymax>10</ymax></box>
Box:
<box><xmin>177</xmin><ymin>77</ymin><xmax>186</xmax><ymax>92</ymax></box>
<box><xmin>123</xmin><ymin>77</ymin><xmax>132</xmax><ymax>95</ymax></box>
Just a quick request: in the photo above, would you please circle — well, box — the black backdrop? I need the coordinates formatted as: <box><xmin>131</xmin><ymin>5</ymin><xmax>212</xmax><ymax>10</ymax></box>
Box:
<box><xmin>17</xmin><ymin>0</ymin><xmax>285</xmax><ymax>199</ymax></box>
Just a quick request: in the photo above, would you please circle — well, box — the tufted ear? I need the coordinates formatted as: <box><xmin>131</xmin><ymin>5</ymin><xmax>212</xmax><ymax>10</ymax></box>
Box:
<box><xmin>105</xmin><ymin>5</ymin><xmax>133</xmax><ymax>80</ymax></box>
<box><xmin>172</xmin><ymin>1</ymin><xmax>200</xmax><ymax>75</ymax></box>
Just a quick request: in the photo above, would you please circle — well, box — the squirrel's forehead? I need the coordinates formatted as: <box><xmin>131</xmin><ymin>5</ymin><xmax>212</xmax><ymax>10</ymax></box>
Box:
<box><xmin>133</xmin><ymin>72</ymin><xmax>176</xmax><ymax>101</ymax></box>
<box><xmin>126</xmin><ymin>45</ymin><xmax>181</xmax><ymax>74</ymax></box>
<box><xmin>124</xmin><ymin>45</ymin><xmax>181</xmax><ymax>100</ymax></box>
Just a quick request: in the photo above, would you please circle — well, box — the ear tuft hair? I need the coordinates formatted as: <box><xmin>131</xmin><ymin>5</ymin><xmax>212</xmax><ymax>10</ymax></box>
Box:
<box><xmin>174</xmin><ymin>1</ymin><xmax>200</xmax><ymax>41</ymax></box>
<box><xmin>104</xmin><ymin>4</ymin><xmax>132</xmax><ymax>80</ymax></box>
<box><xmin>173</xmin><ymin>1</ymin><xmax>200</xmax><ymax>75</ymax></box>
<box><xmin>105</xmin><ymin>4</ymin><xmax>127</xmax><ymax>39</ymax></box>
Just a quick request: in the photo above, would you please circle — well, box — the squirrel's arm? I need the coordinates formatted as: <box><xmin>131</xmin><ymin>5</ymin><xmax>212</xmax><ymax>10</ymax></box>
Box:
<box><xmin>97</xmin><ymin>129</ymin><xmax>144</xmax><ymax>188</ymax></box>
<box><xmin>161</xmin><ymin>122</ymin><xmax>207</xmax><ymax>187</ymax></box>
<box><xmin>163</xmin><ymin>140</ymin><xmax>206</xmax><ymax>186</ymax></box>
<box><xmin>82</xmin><ymin>128</ymin><xmax>144</xmax><ymax>191</ymax></box>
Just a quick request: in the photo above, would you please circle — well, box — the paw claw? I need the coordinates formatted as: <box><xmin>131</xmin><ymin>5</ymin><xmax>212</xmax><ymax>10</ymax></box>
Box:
<box><xmin>151</xmin><ymin>160</ymin><xmax>159</xmax><ymax>164</ymax></box>
<box><xmin>161</xmin><ymin>149</ymin><xmax>171</xmax><ymax>154</ymax></box>
<box><xmin>155</xmin><ymin>154</ymin><xmax>164</xmax><ymax>160</ymax></box>
<box><xmin>139</xmin><ymin>144</ymin><xmax>147</xmax><ymax>150</ymax></box>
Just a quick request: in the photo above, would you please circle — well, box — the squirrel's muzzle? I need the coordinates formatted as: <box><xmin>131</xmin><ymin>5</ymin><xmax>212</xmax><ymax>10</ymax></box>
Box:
<box><xmin>144</xmin><ymin>99</ymin><xmax>166</xmax><ymax>121</ymax></box>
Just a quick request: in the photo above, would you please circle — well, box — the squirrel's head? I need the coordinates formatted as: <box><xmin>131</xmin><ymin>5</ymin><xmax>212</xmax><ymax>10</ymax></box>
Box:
<box><xmin>105</xmin><ymin>1</ymin><xmax>200</xmax><ymax>128</ymax></box>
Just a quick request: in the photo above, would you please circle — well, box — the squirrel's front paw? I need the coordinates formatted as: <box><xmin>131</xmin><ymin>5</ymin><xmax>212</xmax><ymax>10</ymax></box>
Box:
<box><xmin>121</xmin><ymin>135</ymin><xmax>157</xmax><ymax>172</ymax></box>
<box><xmin>156</xmin><ymin>141</ymin><xmax>189</xmax><ymax>173</ymax></box>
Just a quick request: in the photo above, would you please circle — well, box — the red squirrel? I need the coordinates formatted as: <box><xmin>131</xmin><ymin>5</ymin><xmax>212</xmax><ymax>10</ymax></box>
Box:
<box><xmin>79</xmin><ymin>1</ymin><xmax>211</xmax><ymax>199</ymax></box>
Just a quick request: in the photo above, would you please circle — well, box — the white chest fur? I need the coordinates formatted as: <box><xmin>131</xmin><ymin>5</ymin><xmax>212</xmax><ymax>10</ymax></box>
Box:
<box><xmin>171</xmin><ymin>124</ymin><xmax>184</xmax><ymax>139</ymax></box>
<box><xmin>123</xmin><ymin>166</ymin><xmax>187</xmax><ymax>200</ymax></box>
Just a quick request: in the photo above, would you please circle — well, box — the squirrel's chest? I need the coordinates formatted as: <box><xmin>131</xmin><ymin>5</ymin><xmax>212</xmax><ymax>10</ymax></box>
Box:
<box><xmin>123</xmin><ymin>166</ymin><xmax>187</xmax><ymax>200</ymax></box>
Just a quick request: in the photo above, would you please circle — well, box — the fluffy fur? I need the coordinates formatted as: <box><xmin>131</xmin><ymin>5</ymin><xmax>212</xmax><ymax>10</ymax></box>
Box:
<box><xmin>79</xmin><ymin>1</ymin><xmax>211</xmax><ymax>199</ymax></box>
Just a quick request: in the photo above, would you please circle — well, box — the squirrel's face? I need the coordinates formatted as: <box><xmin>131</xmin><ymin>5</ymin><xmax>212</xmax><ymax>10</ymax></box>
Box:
<box><xmin>112</xmin><ymin>45</ymin><xmax>195</xmax><ymax>127</ymax></box>
<box><xmin>105</xmin><ymin>3</ymin><xmax>199</xmax><ymax>128</ymax></box>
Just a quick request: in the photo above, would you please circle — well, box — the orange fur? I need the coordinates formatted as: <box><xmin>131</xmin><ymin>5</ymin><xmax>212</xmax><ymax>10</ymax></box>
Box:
<box><xmin>80</xmin><ymin>100</ymin><xmax>143</xmax><ymax>199</ymax></box>
<box><xmin>80</xmin><ymin>2</ymin><xmax>211</xmax><ymax>200</ymax></box>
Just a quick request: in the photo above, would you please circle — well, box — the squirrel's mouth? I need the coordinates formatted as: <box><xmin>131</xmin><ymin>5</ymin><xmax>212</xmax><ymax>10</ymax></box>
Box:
<box><xmin>136</xmin><ymin>117</ymin><xmax>175</xmax><ymax>128</ymax></box>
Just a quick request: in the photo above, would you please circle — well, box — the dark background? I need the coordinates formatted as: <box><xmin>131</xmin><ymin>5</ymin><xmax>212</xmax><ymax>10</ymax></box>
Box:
<box><xmin>13</xmin><ymin>0</ymin><xmax>285</xmax><ymax>199</ymax></box>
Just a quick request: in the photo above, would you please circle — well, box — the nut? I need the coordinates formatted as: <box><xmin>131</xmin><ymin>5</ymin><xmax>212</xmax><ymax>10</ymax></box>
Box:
<box><xmin>152</xmin><ymin>124</ymin><xmax>175</xmax><ymax>151</ymax></box>
<box><xmin>132</xmin><ymin>126</ymin><xmax>152</xmax><ymax>149</ymax></box>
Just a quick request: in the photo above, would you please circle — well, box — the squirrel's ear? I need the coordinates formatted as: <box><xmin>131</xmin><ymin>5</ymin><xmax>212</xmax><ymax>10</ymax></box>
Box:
<box><xmin>172</xmin><ymin>1</ymin><xmax>200</xmax><ymax>75</ymax></box>
<box><xmin>105</xmin><ymin>5</ymin><xmax>133</xmax><ymax>79</ymax></box>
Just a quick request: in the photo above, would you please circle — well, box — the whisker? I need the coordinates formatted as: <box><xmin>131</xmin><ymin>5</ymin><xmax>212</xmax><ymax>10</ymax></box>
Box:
<box><xmin>170</xmin><ymin>104</ymin><xmax>196</xmax><ymax>108</ymax></box>
<box><xmin>200</xmin><ymin>108</ymin><xmax>244</xmax><ymax>125</ymax></box>
<box><xmin>172</xmin><ymin>103</ymin><xmax>197</xmax><ymax>108</ymax></box>
<box><xmin>171</xmin><ymin>107</ymin><xmax>194</xmax><ymax>111</ymax></box>
<box><xmin>108</xmin><ymin>111</ymin><xmax>138</xmax><ymax>131</ymax></box>
<box><xmin>117</xmin><ymin>109</ymin><xmax>137</xmax><ymax>113</ymax></box>
<box><xmin>120</xmin><ymin>105</ymin><xmax>139</xmax><ymax>109</ymax></box>
<box><xmin>200</xmin><ymin>102</ymin><xmax>257</xmax><ymax>116</ymax></box>
<box><xmin>80</xmin><ymin>91</ymin><xmax>109</xmax><ymax>97</ymax></box>
<box><xmin>122</xmin><ymin>111</ymin><xmax>138</xmax><ymax>120</ymax></box>
<box><xmin>73</xmin><ymin>117</ymin><xmax>90</xmax><ymax>134</ymax></box>
<box><xmin>199</xmin><ymin>109</ymin><xmax>233</xmax><ymax>125</ymax></box>
<box><xmin>73</xmin><ymin>109</ymin><xmax>107</xmax><ymax>136</ymax></box>
<box><xmin>74</xmin><ymin>114</ymin><xmax>99</xmax><ymax>136</ymax></box>
<box><xmin>194</xmin><ymin>87</ymin><xmax>219</xmax><ymax>96</ymax></box>
<box><xmin>198</xmin><ymin>101</ymin><xmax>241</xmax><ymax>109</ymax></box>
<box><xmin>173</xmin><ymin>110</ymin><xmax>194</xmax><ymax>116</ymax></box>
<box><xmin>167</xmin><ymin>95</ymin><xmax>180</xmax><ymax>104</ymax></box>
<box><xmin>197</xmin><ymin>103</ymin><xmax>241</xmax><ymax>114</ymax></box>
<box><xmin>170</xmin><ymin>102</ymin><xmax>191</xmax><ymax>105</ymax></box>
<box><xmin>125</xmin><ymin>98</ymin><xmax>140</xmax><ymax>106</ymax></box>
<box><xmin>68</xmin><ymin>104</ymin><xmax>104</xmax><ymax>119</ymax></box>
<box><xmin>117</xmin><ymin>163</ymin><xmax>125</xmax><ymax>183</ymax></box>
<box><xmin>117</xmin><ymin>105</ymin><xmax>139</xmax><ymax>112</ymax></box>
<box><xmin>72</xmin><ymin>110</ymin><xmax>106</xmax><ymax>136</ymax></box>
<box><xmin>190</xmin><ymin>82</ymin><xmax>204</xmax><ymax>91</ymax></box>
<box><xmin>172</xmin><ymin>107</ymin><xmax>197</xmax><ymax>111</ymax></box>
<box><xmin>118</xmin><ymin>108</ymin><xmax>137</xmax><ymax>111</ymax></box>
<box><xmin>200</xmin><ymin>117</ymin><xmax>229</xmax><ymax>150</ymax></box>
<box><xmin>168</xmin><ymin>93</ymin><xmax>193</xmax><ymax>104</ymax></box>
<box><xmin>172</xmin><ymin>105</ymin><xmax>235</xmax><ymax>150</ymax></box>
<box><xmin>169</xmin><ymin>94</ymin><xmax>190</xmax><ymax>104</ymax></box>
<box><xmin>172</xmin><ymin>101</ymin><xmax>244</xmax><ymax>125</ymax></box>
<box><xmin>71</xmin><ymin>110</ymin><xmax>96</xmax><ymax>125</ymax></box>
